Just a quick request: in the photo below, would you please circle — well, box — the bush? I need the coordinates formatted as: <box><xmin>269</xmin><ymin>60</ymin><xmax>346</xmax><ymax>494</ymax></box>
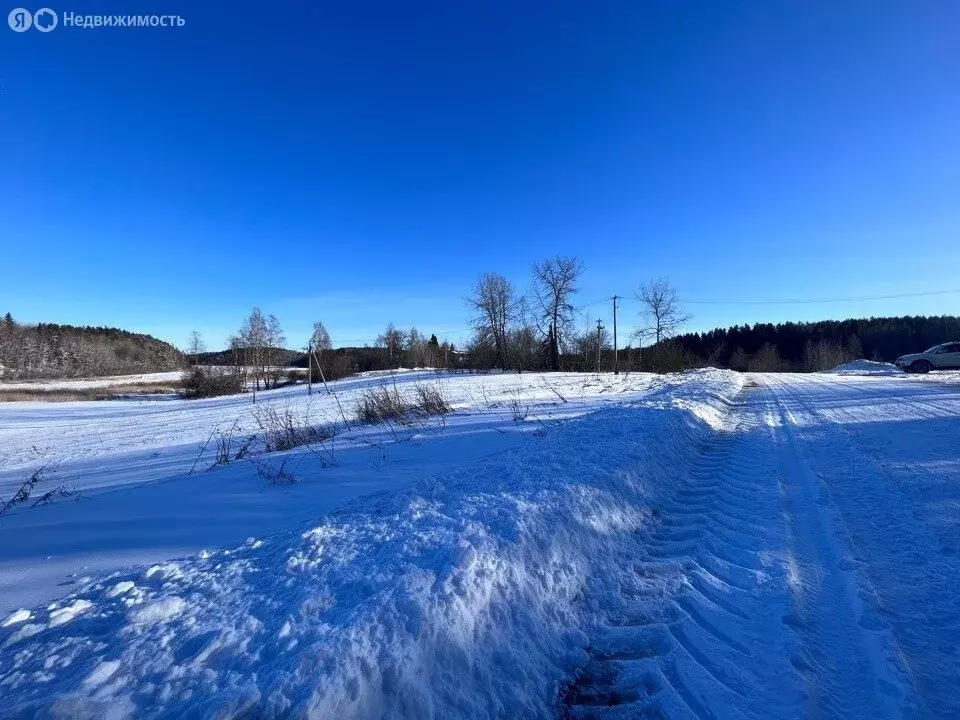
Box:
<box><xmin>355</xmin><ymin>383</ymin><xmax>452</xmax><ymax>425</ymax></box>
<box><xmin>180</xmin><ymin>367</ymin><xmax>244</xmax><ymax>399</ymax></box>
<box><xmin>356</xmin><ymin>385</ymin><xmax>409</xmax><ymax>423</ymax></box>
<box><xmin>413</xmin><ymin>384</ymin><xmax>452</xmax><ymax>416</ymax></box>
<box><xmin>287</xmin><ymin>368</ymin><xmax>308</xmax><ymax>383</ymax></box>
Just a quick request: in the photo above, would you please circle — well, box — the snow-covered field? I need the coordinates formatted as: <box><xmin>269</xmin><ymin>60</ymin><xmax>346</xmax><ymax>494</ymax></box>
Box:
<box><xmin>1</xmin><ymin>368</ymin><xmax>959</xmax><ymax>718</ymax></box>
<box><xmin>0</xmin><ymin>371</ymin><xmax>185</xmax><ymax>391</ymax></box>
<box><xmin>0</xmin><ymin>371</ymin><xmax>666</xmax><ymax>607</ymax></box>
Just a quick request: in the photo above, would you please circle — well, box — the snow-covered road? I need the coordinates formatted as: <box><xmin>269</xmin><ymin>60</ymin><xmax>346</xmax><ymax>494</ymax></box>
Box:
<box><xmin>565</xmin><ymin>372</ymin><xmax>960</xmax><ymax>720</ymax></box>
<box><xmin>1</xmin><ymin>370</ymin><xmax>958</xmax><ymax>718</ymax></box>
<box><xmin>760</xmin><ymin>373</ymin><xmax>960</xmax><ymax>719</ymax></box>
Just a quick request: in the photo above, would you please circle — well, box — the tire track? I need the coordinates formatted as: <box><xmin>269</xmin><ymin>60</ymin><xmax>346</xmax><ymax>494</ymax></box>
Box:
<box><xmin>760</xmin><ymin>373</ymin><xmax>958</xmax><ymax>717</ymax></box>
<box><xmin>562</xmin><ymin>392</ymin><xmax>801</xmax><ymax>720</ymax></box>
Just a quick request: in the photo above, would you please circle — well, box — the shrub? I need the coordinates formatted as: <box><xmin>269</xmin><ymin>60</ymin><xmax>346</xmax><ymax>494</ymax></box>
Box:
<box><xmin>355</xmin><ymin>383</ymin><xmax>452</xmax><ymax>425</ymax></box>
<box><xmin>180</xmin><ymin>367</ymin><xmax>243</xmax><ymax>399</ymax></box>
<box><xmin>356</xmin><ymin>385</ymin><xmax>409</xmax><ymax>423</ymax></box>
<box><xmin>412</xmin><ymin>384</ymin><xmax>452</xmax><ymax>416</ymax></box>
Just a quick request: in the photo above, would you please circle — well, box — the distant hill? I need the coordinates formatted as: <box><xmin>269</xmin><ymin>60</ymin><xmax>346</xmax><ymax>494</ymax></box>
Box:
<box><xmin>0</xmin><ymin>314</ymin><xmax>185</xmax><ymax>379</ymax></box>
<box><xmin>193</xmin><ymin>347</ymin><xmax>307</xmax><ymax>367</ymax></box>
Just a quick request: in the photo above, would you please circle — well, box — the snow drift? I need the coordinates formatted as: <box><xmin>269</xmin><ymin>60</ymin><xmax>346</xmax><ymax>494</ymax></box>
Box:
<box><xmin>830</xmin><ymin>359</ymin><xmax>900</xmax><ymax>376</ymax></box>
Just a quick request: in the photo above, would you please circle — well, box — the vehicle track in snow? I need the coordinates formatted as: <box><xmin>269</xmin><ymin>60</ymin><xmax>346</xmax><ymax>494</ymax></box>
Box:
<box><xmin>562</xmin><ymin>374</ymin><xmax>949</xmax><ymax>719</ymax></box>
<box><xmin>760</xmin><ymin>373</ymin><xmax>960</xmax><ymax>718</ymax></box>
<box><xmin>562</xmin><ymin>390</ymin><xmax>800</xmax><ymax>720</ymax></box>
<box><xmin>763</xmin><ymin>380</ymin><xmax>913</xmax><ymax>719</ymax></box>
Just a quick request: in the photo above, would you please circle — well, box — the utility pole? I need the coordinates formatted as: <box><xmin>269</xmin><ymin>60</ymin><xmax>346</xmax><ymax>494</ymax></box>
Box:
<box><xmin>596</xmin><ymin>318</ymin><xmax>605</xmax><ymax>373</ymax></box>
<box><xmin>612</xmin><ymin>295</ymin><xmax>620</xmax><ymax>375</ymax></box>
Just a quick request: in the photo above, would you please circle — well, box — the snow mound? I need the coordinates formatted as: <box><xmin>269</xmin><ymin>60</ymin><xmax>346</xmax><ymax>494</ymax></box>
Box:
<box><xmin>0</xmin><ymin>369</ymin><xmax>743</xmax><ymax>719</ymax></box>
<box><xmin>831</xmin><ymin>359</ymin><xmax>900</xmax><ymax>376</ymax></box>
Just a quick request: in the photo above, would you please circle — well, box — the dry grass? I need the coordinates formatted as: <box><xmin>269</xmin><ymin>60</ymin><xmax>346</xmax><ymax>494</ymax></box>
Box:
<box><xmin>0</xmin><ymin>380</ymin><xmax>183</xmax><ymax>402</ymax></box>
<box><xmin>355</xmin><ymin>383</ymin><xmax>452</xmax><ymax>425</ymax></box>
<box><xmin>253</xmin><ymin>406</ymin><xmax>333</xmax><ymax>453</ymax></box>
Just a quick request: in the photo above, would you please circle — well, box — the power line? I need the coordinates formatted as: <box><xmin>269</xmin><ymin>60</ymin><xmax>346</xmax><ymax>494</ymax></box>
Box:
<box><xmin>579</xmin><ymin>298</ymin><xmax>609</xmax><ymax>309</ymax></box>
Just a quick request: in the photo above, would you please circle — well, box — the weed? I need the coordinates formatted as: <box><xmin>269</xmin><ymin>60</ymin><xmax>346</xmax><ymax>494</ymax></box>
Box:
<box><xmin>253</xmin><ymin>406</ymin><xmax>332</xmax><ymax>453</ymax></box>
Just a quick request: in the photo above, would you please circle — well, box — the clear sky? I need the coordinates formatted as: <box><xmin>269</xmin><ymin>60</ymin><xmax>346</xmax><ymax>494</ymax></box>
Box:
<box><xmin>3</xmin><ymin>1</ymin><xmax>959</xmax><ymax>350</ymax></box>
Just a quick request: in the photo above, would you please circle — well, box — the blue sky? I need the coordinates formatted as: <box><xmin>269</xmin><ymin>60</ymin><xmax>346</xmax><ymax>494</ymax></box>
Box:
<box><xmin>2</xmin><ymin>1</ymin><xmax>959</xmax><ymax>350</ymax></box>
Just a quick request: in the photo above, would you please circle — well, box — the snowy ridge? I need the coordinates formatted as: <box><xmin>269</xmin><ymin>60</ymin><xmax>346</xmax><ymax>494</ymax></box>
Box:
<box><xmin>0</xmin><ymin>370</ymin><xmax>744</xmax><ymax>718</ymax></box>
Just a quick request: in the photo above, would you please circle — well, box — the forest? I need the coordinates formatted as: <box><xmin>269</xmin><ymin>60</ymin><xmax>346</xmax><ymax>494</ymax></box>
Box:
<box><xmin>0</xmin><ymin>313</ymin><xmax>184</xmax><ymax>379</ymax></box>
<box><xmin>667</xmin><ymin>315</ymin><xmax>960</xmax><ymax>372</ymax></box>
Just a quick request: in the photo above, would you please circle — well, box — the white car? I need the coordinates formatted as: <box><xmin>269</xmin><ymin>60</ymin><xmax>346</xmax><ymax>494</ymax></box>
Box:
<box><xmin>895</xmin><ymin>342</ymin><xmax>960</xmax><ymax>373</ymax></box>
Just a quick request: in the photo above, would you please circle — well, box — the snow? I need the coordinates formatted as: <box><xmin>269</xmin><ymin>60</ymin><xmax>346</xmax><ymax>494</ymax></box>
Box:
<box><xmin>831</xmin><ymin>359</ymin><xmax>901</xmax><ymax>375</ymax></box>
<box><xmin>1</xmin><ymin>368</ymin><xmax>959</xmax><ymax>717</ymax></box>
<box><xmin>831</xmin><ymin>358</ymin><xmax>960</xmax><ymax>384</ymax></box>
<box><xmin>1</xmin><ymin>609</ymin><xmax>31</xmax><ymax>627</ymax></box>
<box><xmin>47</xmin><ymin>598</ymin><xmax>94</xmax><ymax>627</ymax></box>
<box><xmin>0</xmin><ymin>371</ymin><xmax>185</xmax><ymax>391</ymax></box>
<box><xmin>0</xmin><ymin>370</ymin><xmax>667</xmax><ymax>610</ymax></box>
<box><xmin>84</xmin><ymin>660</ymin><xmax>121</xmax><ymax>687</ymax></box>
<box><xmin>128</xmin><ymin>596</ymin><xmax>186</xmax><ymax>625</ymax></box>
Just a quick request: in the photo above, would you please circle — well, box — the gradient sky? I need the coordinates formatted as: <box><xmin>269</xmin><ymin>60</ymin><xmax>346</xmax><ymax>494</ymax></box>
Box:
<box><xmin>2</xmin><ymin>1</ymin><xmax>959</xmax><ymax>350</ymax></box>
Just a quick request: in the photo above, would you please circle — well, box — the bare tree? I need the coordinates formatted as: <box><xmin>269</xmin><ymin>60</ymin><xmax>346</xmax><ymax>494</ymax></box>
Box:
<box><xmin>466</xmin><ymin>272</ymin><xmax>521</xmax><ymax>369</ymax></box>
<box><xmin>532</xmin><ymin>256</ymin><xmax>583</xmax><ymax>370</ymax></box>
<box><xmin>264</xmin><ymin>314</ymin><xmax>286</xmax><ymax>388</ymax></box>
<box><xmin>635</xmin><ymin>278</ymin><xmax>692</xmax><ymax>345</ymax></box>
<box><xmin>228</xmin><ymin>333</ymin><xmax>246</xmax><ymax>382</ymax></box>
<box><xmin>239</xmin><ymin>307</ymin><xmax>269</xmax><ymax>390</ymax></box>
<box><xmin>572</xmin><ymin>323</ymin><xmax>612</xmax><ymax>371</ymax></box>
<box><xmin>507</xmin><ymin>323</ymin><xmax>539</xmax><ymax>371</ymax></box>
<box><xmin>407</xmin><ymin>327</ymin><xmax>425</xmax><ymax>367</ymax></box>
<box><xmin>186</xmin><ymin>330</ymin><xmax>206</xmax><ymax>362</ymax></box>
<box><xmin>376</xmin><ymin>322</ymin><xmax>408</xmax><ymax>367</ymax></box>
<box><xmin>309</xmin><ymin>321</ymin><xmax>333</xmax><ymax>358</ymax></box>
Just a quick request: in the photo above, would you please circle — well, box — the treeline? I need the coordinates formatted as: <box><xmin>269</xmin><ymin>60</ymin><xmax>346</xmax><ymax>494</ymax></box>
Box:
<box><xmin>0</xmin><ymin>313</ymin><xmax>185</xmax><ymax>379</ymax></box>
<box><xmin>668</xmin><ymin>315</ymin><xmax>960</xmax><ymax>371</ymax></box>
<box><xmin>185</xmin><ymin>310</ymin><xmax>462</xmax><ymax>397</ymax></box>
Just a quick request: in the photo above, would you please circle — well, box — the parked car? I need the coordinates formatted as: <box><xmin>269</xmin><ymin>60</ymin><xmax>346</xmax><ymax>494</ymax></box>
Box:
<box><xmin>895</xmin><ymin>342</ymin><xmax>960</xmax><ymax>373</ymax></box>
